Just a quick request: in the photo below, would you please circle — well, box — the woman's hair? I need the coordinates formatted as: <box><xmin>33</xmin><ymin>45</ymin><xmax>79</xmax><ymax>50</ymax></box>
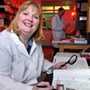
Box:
<box><xmin>8</xmin><ymin>0</ymin><xmax>44</xmax><ymax>41</ymax></box>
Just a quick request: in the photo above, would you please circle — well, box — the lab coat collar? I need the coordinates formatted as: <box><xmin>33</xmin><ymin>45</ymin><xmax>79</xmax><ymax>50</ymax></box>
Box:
<box><xmin>29</xmin><ymin>40</ymin><xmax>37</xmax><ymax>56</ymax></box>
<box><xmin>10</xmin><ymin>31</ymin><xmax>37</xmax><ymax>57</ymax></box>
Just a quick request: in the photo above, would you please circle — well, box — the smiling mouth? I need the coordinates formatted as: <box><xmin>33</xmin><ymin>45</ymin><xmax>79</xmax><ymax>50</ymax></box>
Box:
<box><xmin>23</xmin><ymin>19</ymin><xmax>33</xmax><ymax>28</ymax></box>
<box><xmin>23</xmin><ymin>22</ymin><xmax>33</xmax><ymax>28</ymax></box>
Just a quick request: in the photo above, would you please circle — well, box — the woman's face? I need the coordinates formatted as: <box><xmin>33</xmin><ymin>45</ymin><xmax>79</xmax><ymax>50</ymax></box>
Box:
<box><xmin>17</xmin><ymin>4</ymin><xmax>40</xmax><ymax>38</ymax></box>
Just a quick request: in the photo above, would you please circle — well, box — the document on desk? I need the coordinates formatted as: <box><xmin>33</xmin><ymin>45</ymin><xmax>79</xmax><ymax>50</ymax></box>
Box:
<box><xmin>52</xmin><ymin>69</ymin><xmax>90</xmax><ymax>90</ymax></box>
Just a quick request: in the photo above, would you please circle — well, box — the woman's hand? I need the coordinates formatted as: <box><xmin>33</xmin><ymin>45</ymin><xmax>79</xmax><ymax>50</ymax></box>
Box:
<box><xmin>32</xmin><ymin>81</ymin><xmax>52</xmax><ymax>90</ymax></box>
<box><xmin>53</xmin><ymin>62</ymin><xmax>67</xmax><ymax>69</ymax></box>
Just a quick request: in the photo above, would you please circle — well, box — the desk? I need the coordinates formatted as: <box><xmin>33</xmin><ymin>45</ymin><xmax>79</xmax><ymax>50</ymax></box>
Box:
<box><xmin>59</xmin><ymin>44</ymin><xmax>90</xmax><ymax>52</ymax></box>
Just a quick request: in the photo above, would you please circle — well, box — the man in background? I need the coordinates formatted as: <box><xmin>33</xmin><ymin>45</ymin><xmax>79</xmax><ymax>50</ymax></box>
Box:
<box><xmin>51</xmin><ymin>7</ymin><xmax>66</xmax><ymax>41</ymax></box>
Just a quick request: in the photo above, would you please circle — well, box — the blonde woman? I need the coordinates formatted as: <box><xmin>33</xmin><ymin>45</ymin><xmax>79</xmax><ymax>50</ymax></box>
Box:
<box><xmin>0</xmin><ymin>1</ymin><xmax>52</xmax><ymax>90</ymax></box>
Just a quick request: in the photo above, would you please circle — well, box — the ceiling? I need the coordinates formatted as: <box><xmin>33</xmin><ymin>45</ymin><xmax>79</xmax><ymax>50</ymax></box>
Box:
<box><xmin>41</xmin><ymin>0</ymin><xmax>76</xmax><ymax>6</ymax></box>
<box><xmin>4</xmin><ymin>0</ymin><xmax>76</xmax><ymax>7</ymax></box>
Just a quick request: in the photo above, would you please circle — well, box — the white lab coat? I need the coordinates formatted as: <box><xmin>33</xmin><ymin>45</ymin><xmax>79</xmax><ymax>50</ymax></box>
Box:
<box><xmin>0</xmin><ymin>30</ymin><xmax>51</xmax><ymax>90</ymax></box>
<box><xmin>51</xmin><ymin>14</ymin><xmax>65</xmax><ymax>41</ymax></box>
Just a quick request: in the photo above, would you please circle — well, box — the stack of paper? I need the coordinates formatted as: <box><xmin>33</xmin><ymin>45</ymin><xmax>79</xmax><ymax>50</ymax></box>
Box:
<box><xmin>52</xmin><ymin>69</ymin><xmax>90</xmax><ymax>90</ymax></box>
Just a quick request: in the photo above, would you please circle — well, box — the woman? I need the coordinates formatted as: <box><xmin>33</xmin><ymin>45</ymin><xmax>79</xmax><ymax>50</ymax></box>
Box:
<box><xmin>0</xmin><ymin>1</ymin><xmax>52</xmax><ymax>90</ymax></box>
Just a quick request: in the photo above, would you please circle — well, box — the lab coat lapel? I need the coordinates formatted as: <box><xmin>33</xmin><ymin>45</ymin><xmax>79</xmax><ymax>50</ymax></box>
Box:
<box><xmin>10</xmin><ymin>32</ymin><xmax>29</xmax><ymax>57</ymax></box>
<box><xmin>29</xmin><ymin>40</ymin><xmax>37</xmax><ymax>56</ymax></box>
<box><xmin>17</xmin><ymin>43</ymin><xmax>29</xmax><ymax>57</ymax></box>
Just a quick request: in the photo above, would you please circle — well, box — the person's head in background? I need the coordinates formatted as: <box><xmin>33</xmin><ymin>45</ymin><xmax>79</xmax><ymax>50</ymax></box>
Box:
<box><xmin>8</xmin><ymin>0</ymin><xmax>43</xmax><ymax>45</ymax></box>
<box><xmin>58</xmin><ymin>7</ymin><xmax>65</xmax><ymax>18</ymax></box>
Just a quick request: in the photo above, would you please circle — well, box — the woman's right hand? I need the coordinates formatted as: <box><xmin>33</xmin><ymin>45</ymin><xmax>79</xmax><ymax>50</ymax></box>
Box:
<box><xmin>53</xmin><ymin>62</ymin><xmax>67</xmax><ymax>69</ymax></box>
<box><xmin>32</xmin><ymin>81</ymin><xmax>52</xmax><ymax>90</ymax></box>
